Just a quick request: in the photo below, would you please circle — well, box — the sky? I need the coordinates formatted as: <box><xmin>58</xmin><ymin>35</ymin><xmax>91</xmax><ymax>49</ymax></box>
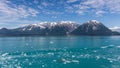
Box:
<box><xmin>0</xmin><ymin>0</ymin><xmax>120</xmax><ymax>29</ymax></box>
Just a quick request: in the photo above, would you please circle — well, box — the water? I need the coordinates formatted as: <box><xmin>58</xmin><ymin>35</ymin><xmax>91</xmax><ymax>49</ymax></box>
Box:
<box><xmin>0</xmin><ymin>36</ymin><xmax>120</xmax><ymax>68</ymax></box>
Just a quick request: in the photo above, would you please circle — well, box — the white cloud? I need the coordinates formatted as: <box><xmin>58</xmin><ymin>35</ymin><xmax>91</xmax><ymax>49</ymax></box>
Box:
<box><xmin>0</xmin><ymin>0</ymin><xmax>39</xmax><ymax>18</ymax></box>
<box><xmin>95</xmin><ymin>11</ymin><xmax>106</xmax><ymax>16</ymax></box>
<box><xmin>0</xmin><ymin>18</ymin><xmax>41</xmax><ymax>28</ymax></box>
<box><xmin>65</xmin><ymin>6</ymin><xmax>75</xmax><ymax>13</ymax></box>
<box><xmin>81</xmin><ymin>0</ymin><xmax>105</xmax><ymax>9</ymax></box>
<box><xmin>110</xmin><ymin>26</ymin><xmax>120</xmax><ymax>30</ymax></box>
<box><xmin>70</xmin><ymin>0</ymin><xmax>120</xmax><ymax>16</ymax></box>
<box><xmin>67</xmin><ymin>0</ymin><xmax>78</xmax><ymax>3</ymax></box>
<box><xmin>41</xmin><ymin>1</ymin><xmax>54</xmax><ymax>7</ymax></box>
<box><xmin>73</xmin><ymin>4</ymin><xmax>89</xmax><ymax>15</ymax></box>
<box><xmin>42</xmin><ymin>10</ymin><xmax>63</xmax><ymax>15</ymax></box>
<box><xmin>51</xmin><ymin>16</ymin><xmax>58</xmax><ymax>19</ymax></box>
<box><xmin>33</xmin><ymin>0</ymin><xmax>39</xmax><ymax>4</ymax></box>
<box><xmin>41</xmin><ymin>2</ymin><xmax>49</xmax><ymax>7</ymax></box>
<box><xmin>0</xmin><ymin>0</ymin><xmax>39</xmax><ymax>28</ymax></box>
<box><xmin>106</xmin><ymin>0</ymin><xmax>120</xmax><ymax>13</ymax></box>
<box><xmin>110</xmin><ymin>26</ymin><xmax>120</xmax><ymax>32</ymax></box>
<box><xmin>76</xmin><ymin>10</ymin><xmax>84</xmax><ymax>15</ymax></box>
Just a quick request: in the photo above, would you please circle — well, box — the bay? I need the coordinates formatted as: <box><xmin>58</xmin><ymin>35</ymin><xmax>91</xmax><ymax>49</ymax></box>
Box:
<box><xmin>0</xmin><ymin>36</ymin><xmax>120</xmax><ymax>68</ymax></box>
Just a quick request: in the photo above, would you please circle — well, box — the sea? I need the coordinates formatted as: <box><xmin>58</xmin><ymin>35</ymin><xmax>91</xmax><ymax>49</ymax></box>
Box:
<box><xmin>0</xmin><ymin>36</ymin><xmax>120</xmax><ymax>68</ymax></box>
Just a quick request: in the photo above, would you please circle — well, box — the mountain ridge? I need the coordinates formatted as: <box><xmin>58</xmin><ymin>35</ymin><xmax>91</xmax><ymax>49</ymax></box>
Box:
<box><xmin>0</xmin><ymin>20</ymin><xmax>120</xmax><ymax>36</ymax></box>
<box><xmin>71</xmin><ymin>20</ymin><xmax>114</xmax><ymax>35</ymax></box>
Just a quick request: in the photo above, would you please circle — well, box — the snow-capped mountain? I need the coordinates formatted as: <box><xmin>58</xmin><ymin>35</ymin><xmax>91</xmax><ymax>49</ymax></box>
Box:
<box><xmin>16</xmin><ymin>21</ymin><xmax>79</xmax><ymax>31</ymax></box>
<box><xmin>71</xmin><ymin>20</ymin><xmax>113</xmax><ymax>35</ymax></box>
<box><xmin>48</xmin><ymin>21</ymin><xmax>79</xmax><ymax>35</ymax></box>
<box><xmin>0</xmin><ymin>20</ymin><xmax>120</xmax><ymax>36</ymax></box>
<box><xmin>1</xmin><ymin>21</ymin><xmax>79</xmax><ymax>35</ymax></box>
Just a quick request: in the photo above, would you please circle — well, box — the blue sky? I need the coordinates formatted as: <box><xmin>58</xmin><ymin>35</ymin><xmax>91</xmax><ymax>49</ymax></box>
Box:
<box><xmin>0</xmin><ymin>0</ymin><xmax>120</xmax><ymax>29</ymax></box>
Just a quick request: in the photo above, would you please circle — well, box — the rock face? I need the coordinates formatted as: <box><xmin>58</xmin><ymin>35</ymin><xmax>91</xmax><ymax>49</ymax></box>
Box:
<box><xmin>0</xmin><ymin>20</ymin><xmax>119</xmax><ymax>36</ymax></box>
<box><xmin>70</xmin><ymin>20</ymin><xmax>113</xmax><ymax>35</ymax></box>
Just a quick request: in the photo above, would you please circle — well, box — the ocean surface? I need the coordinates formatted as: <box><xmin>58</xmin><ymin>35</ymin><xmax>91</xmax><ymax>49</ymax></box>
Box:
<box><xmin>0</xmin><ymin>36</ymin><xmax>120</xmax><ymax>68</ymax></box>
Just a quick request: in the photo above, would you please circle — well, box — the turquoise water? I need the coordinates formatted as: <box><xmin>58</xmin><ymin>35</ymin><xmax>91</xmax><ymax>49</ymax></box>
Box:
<box><xmin>0</xmin><ymin>36</ymin><xmax>120</xmax><ymax>68</ymax></box>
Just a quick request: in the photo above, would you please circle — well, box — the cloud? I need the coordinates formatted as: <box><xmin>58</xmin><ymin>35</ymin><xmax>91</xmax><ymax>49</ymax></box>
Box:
<box><xmin>1</xmin><ymin>0</ymin><xmax>120</xmax><ymax>28</ymax></box>
<box><xmin>33</xmin><ymin>0</ymin><xmax>39</xmax><ymax>4</ymax></box>
<box><xmin>42</xmin><ymin>10</ymin><xmax>63</xmax><ymax>15</ymax></box>
<box><xmin>76</xmin><ymin>10</ymin><xmax>84</xmax><ymax>15</ymax></box>
<box><xmin>41</xmin><ymin>1</ymin><xmax>54</xmax><ymax>7</ymax></box>
<box><xmin>41</xmin><ymin>2</ymin><xmax>49</xmax><ymax>7</ymax></box>
<box><xmin>110</xmin><ymin>26</ymin><xmax>120</xmax><ymax>30</ymax></box>
<box><xmin>95</xmin><ymin>11</ymin><xmax>106</xmax><ymax>16</ymax></box>
<box><xmin>0</xmin><ymin>18</ymin><xmax>41</xmax><ymax>28</ymax></box>
<box><xmin>0</xmin><ymin>0</ymin><xmax>39</xmax><ymax>28</ymax></box>
<box><xmin>110</xmin><ymin>26</ymin><xmax>120</xmax><ymax>32</ymax></box>
<box><xmin>68</xmin><ymin>0</ymin><xmax>120</xmax><ymax>16</ymax></box>
<box><xmin>106</xmin><ymin>0</ymin><xmax>120</xmax><ymax>13</ymax></box>
<box><xmin>0</xmin><ymin>0</ymin><xmax>39</xmax><ymax>18</ymax></box>
<box><xmin>67</xmin><ymin>0</ymin><xmax>78</xmax><ymax>3</ymax></box>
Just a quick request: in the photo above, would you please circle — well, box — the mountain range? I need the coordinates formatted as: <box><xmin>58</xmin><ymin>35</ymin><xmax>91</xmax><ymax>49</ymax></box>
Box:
<box><xmin>0</xmin><ymin>20</ymin><xmax>120</xmax><ymax>36</ymax></box>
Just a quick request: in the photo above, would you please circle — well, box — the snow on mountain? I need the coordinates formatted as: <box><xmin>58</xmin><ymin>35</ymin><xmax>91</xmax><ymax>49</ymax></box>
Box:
<box><xmin>0</xmin><ymin>20</ymin><xmax>120</xmax><ymax>36</ymax></box>
<box><xmin>11</xmin><ymin>21</ymin><xmax>80</xmax><ymax>35</ymax></box>
<box><xmin>86</xmin><ymin>20</ymin><xmax>103</xmax><ymax>31</ymax></box>
<box><xmin>17</xmin><ymin>21</ymin><xmax>79</xmax><ymax>31</ymax></box>
<box><xmin>87</xmin><ymin>20</ymin><xmax>100</xmax><ymax>24</ymax></box>
<box><xmin>71</xmin><ymin>20</ymin><xmax>112</xmax><ymax>35</ymax></box>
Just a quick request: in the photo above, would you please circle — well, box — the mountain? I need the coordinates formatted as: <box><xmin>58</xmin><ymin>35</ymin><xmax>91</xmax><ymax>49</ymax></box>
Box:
<box><xmin>70</xmin><ymin>20</ymin><xmax>114</xmax><ymax>35</ymax></box>
<box><xmin>0</xmin><ymin>21</ymin><xmax>79</xmax><ymax>36</ymax></box>
<box><xmin>0</xmin><ymin>20</ymin><xmax>120</xmax><ymax>36</ymax></box>
<box><xmin>48</xmin><ymin>21</ymin><xmax>79</xmax><ymax>35</ymax></box>
<box><xmin>0</xmin><ymin>28</ymin><xmax>11</xmax><ymax>35</ymax></box>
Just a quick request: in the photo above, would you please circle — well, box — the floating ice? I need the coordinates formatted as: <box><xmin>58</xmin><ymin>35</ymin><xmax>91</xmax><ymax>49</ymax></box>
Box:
<box><xmin>42</xmin><ymin>64</ymin><xmax>45</xmax><ymax>67</ymax></box>
<box><xmin>101</xmin><ymin>46</ymin><xmax>108</xmax><ymax>49</ymax></box>
<box><xmin>50</xmin><ymin>41</ymin><xmax>54</xmax><ymax>44</ymax></box>
<box><xmin>21</xmin><ymin>52</ymin><xmax>27</xmax><ymax>57</ymax></box>
<box><xmin>93</xmin><ymin>50</ymin><xmax>97</xmax><ymax>53</ymax></box>
<box><xmin>53</xmin><ymin>60</ymin><xmax>57</xmax><ymax>62</ymax></box>
<box><xmin>72</xmin><ymin>55</ymin><xmax>75</xmax><ymax>58</ymax></box>
<box><xmin>71</xmin><ymin>60</ymin><xmax>79</xmax><ymax>63</ymax></box>
<box><xmin>26</xmin><ymin>43</ymin><xmax>29</xmax><ymax>46</ymax></box>
<box><xmin>61</xmin><ymin>58</ymin><xmax>79</xmax><ymax>64</ymax></box>
<box><xmin>29</xmin><ymin>62</ymin><xmax>32</xmax><ymax>65</ymax></box>
<box><xmin>109</xmin><ymin>45</ymin><xmax>115</xmax><ymax>47</ymax></box>
<box><xmin>47</xmin><ymin>52</ymin><xmax>54</xmax><ymax>56</ymax></box>
<box><xmin>2</xmin><ymin>53</ymin><xmax>9</xmax><ymax>57</ymax></box>
<box><xmin>116</xmin><ymin>46</ymin><xmax>120</xmax><ymax>48</ymax></box>
<box><xmin>96</xmin><ymin>56</ymin><xmax>100</xmax><ymax>60</ymax></box>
